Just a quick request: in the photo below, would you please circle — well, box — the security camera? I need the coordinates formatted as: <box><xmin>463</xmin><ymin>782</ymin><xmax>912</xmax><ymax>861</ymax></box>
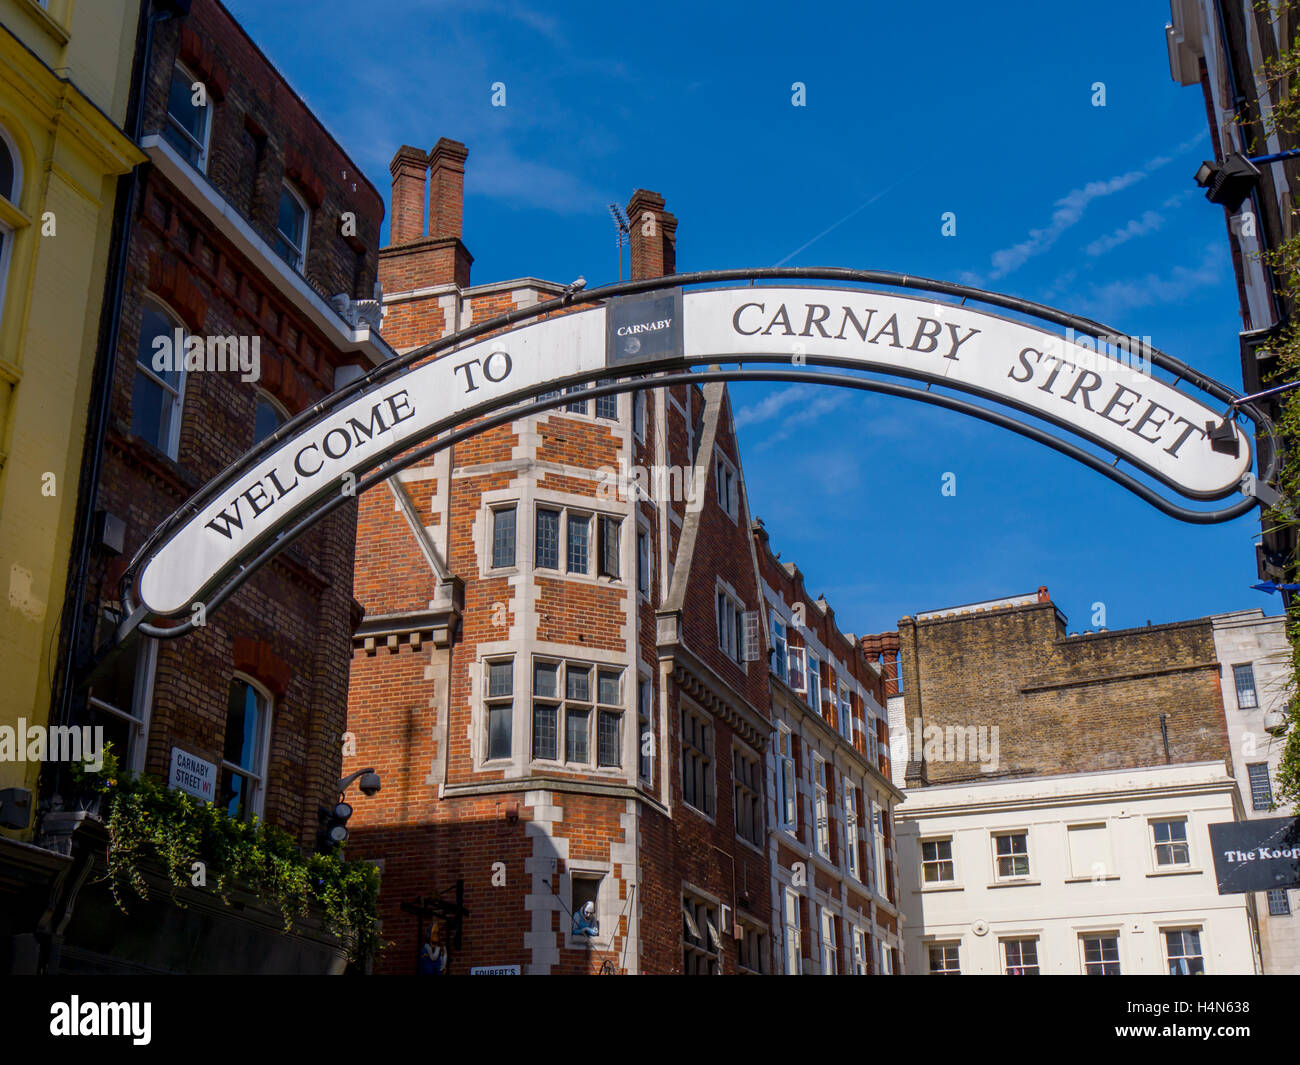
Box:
<box><xmin>359</xmin><ymin>771</ymin><xmax>382</xmax><ymax>796</ymax></box>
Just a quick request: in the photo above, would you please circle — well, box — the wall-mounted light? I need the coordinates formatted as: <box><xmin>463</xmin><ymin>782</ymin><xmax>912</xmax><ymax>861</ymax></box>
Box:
<box><xmin>1194</xmin><ymin>153</ymin><xmax>1261</xmax><ymax>211</ymax></box>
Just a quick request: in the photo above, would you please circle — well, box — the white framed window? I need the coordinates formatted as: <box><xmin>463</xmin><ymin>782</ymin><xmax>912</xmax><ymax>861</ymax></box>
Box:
<box><xmin>1080</xmin><ymin>933</ymin><xmax>1121</xmax><ymax>974</ymax></box>
<box><xmin>770</xmin><ymin>613</ymin><xmax>788</xmax><ymax>682</ymax></box>
<box><xmin>490</xmin><ymin>504</ymin><xmax>517</xmax><ymax>569</ymax></box>
<box><xmin>254</xmin><ymin>390</ymin><xmax>289</xmax><ymax>445</ymax></box>
<box><xmin>871</xmin><ymin>800</ymin><xmax>887</xmax><ymax>891</ymax></box>
<box><xmin>681</xmin><ymin>706</ymin><xmax>714</xmax><ymax>816</ymax></box>
<box><xmin>0</xmin><ymin>124</ymin><xmax>22</xmax><ymax>336</ymax></box>
<box><xmin>820</xmin><ymin>909</ymin><xmax>838</xmax><ymax>974</ymax></box>
<box><xmin>715</xmin><ymin>584</ymin><xmax>745</xmax><ymax>663</ymax></box>
<box><xmin>776</xmin><ymin>723</ymin><xmax>796</xmax><ymax>832</ymax></box>
<box><xmin>636</xmin><ymin>527</ymin><xmax>651</xmax><ymax>598</ymax></box>
<box><xmin>1001</xmin><ymin>936</ymin><xmax>1040</xmax><ymax>975</ymax></box>
<box><xmin>837</xmin><ymin>679</ymin><xmax>853</xmax><ymax>742</ymax></box>
<box><xmin>1150</xmin><ymin>817</ymin><xmax>1191</xmax><ymax>868</ymax></box>
<box><xmin>733</xmin><ymin>745</ymin><xmax>762</xmax><ymax>847</ymax></box>
<box><xmin>531</xmin><ymin>659</ymin><xmax>623</xmax><ymax>767</ymax></box>
<box><xmin>131</xmin><ymin>300</ymin><xmax>187</xmax><ymax>458</ymax></box>
<box><xmin>929</xmin><ymin>941</ymin><xmax>960</xmax><ymax>975</ymax></box>
<box><xmin>714</xmin><ymin>451</ymin><xmax>738</xmax><ymax>520</ymax></box>
<box><xmin>1267</xmin><ymin>888</ymin><xmax>1291</xmax><ymax>916</ymax></box>
<box><xmin>637</xmin><ymin>675</ymin><xmax>654</xmax><ymax>784</ymax></box>
<box><xmin>993</xmin><ymin>831</ymin><xmax>1030</xmax><ymax>880</ymax></box>
<box><xmin>788</xmin><ymin>645</ymin><xmax>806</xmax><ymax>695</ymax></box>
<box><xmin>682</xmin><ymin>892</ymin><xmax>721</xmax><ymax>974</ymax></box>
<box><xmin>483</xmin><ymin>657</ymin><xmax>514</xmax><ymax>761</ymax></box>
<box><xmin>220</xmin><ymin>675</ymin><xmax>272</xmax><ymax>822</ymax></box>
<box><xmin>865</xmin><ymin>714</ymin><xmax>880</xmax><ymax>764</ymax></box>
<box><xmin>813</xmin><ymin>755</ymin><xmax>830</xmax><ymax>859</ymax></box>
<box><xmin>564</xmin><ymin>383</ymin><xmax>589</xmax><ymax>414</ymax></box>
<box><xmin>844</xmin><ymin>785</ymin><xmax>860</xmax><ymax>881</ymax></box>
<box><xmin>783</xmin><ymin>888</ymin><xmax>802</xmax><ymax>975</ymax></box>
<box><xmin>1232</xmin><ymin>663</ymin><xmax>1258</xmax><ymax>709</ymax></box>
<box><xmin>274</xmin><ymin>183</ymin><xmax>310</xmax><ymax>272</ymax></box>
<box><xmin>1163</xmin><ymin>927</ymin><xmax>1205</xmax><ymax>975</ymax></box>
<box><xmin>86</xmin><ymin>635</ymin><xmax>158</xmax><ymax>776</ymax></box>
<box><xmin>921</xmin><ymin>837</ymin><xmax>955</xmax><ymax>883</ymax></box>
<box><xmin>163</xmin><ymin>62</ymin><xmax>211</xmax><ymax>171</ymax></box>
<box><xmin>851</xmin><ymin>926</ymin><xmax>868</xmax><ymax>974</ymax></box>
<box><xmin>806</xmin><ymin>651</ymin><xmax>821</xmax><ymax>715</ymax></box>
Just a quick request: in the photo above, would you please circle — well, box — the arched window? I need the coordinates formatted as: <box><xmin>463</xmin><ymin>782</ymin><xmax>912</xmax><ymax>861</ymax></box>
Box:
<box><xmin>253</xmin><ymin>390</ymin><xmax>288</xmax><ymax>444</ymax></box>
<box><xmin>131</xmin><ymin>300</ymin><xmax>186</xmax><ymax>458</ymax></box>
<box><xmin>0</xmin><ymin>124</ymin><xmax>22</xmax><ymax>335</ymax></box>
<box><xmin>163</xmin><ymin>62</ymin><xmax>211</xmax><ymax>171</ymax></box>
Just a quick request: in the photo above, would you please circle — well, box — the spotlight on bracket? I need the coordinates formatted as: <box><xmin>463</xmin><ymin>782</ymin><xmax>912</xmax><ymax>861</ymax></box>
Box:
<box><xmin>1205</xmin><ymin>414</ymin><xmax>1241</xmax><ymax>456</ymax></box>
<box><xmin>1194</xmin><ymin>153</ymin><xmax>1261</xmax><ymax>212</ymax></box>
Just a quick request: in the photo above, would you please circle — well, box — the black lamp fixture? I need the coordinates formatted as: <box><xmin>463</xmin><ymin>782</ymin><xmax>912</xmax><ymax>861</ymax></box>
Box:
<box><xmin>320</xmin><ymin>767</ymin><xmax>381</xmax><ymax>848</ymax></box>
<box><xmin>1194</xmin><ymin>153</ymin><xmax>1262</xmax><ymax>211</ymax></box>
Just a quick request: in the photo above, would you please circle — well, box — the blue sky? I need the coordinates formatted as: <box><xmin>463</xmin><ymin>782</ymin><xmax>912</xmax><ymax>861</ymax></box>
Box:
<box><xmin>227</xmin><ymin>0</ymin><xmax>1281</xmax><ymax>636</ymax></box>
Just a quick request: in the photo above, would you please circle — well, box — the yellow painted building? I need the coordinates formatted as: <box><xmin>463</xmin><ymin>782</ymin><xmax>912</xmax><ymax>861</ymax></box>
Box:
<box><xmin>0</xmin><ymin>0</ymin><xmax>144</xmax><ymax>835</ymax></box>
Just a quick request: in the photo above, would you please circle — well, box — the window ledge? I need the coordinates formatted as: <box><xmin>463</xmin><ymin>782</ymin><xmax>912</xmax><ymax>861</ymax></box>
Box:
<box><xmin>988</xmin><ymin>879</ymin><xmax>1041</xmax><ymax>889</ymax></box>
<box><xmin>22</xmin><ymin>0</ymin><xmax>71</xmax><ymax>45</ymax></box>
<box><xmin>1064</xmin><ymin>875</ymin><xmax>1121</xmax><ymax>883</ymax></box>
<box><xmin>917</xmin><ymin>882</ymin><xmax>965</xmax><ymax>893</ymax></box>
<box><xmin>1146</xmin><ymin>867</ymin><xmax>1202</xmax><ymax>878</ymax></box>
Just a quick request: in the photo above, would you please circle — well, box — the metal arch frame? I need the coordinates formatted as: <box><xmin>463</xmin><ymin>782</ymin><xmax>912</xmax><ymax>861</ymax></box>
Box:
<box><xmin>115</xmin><ymin>267</ymin><xmax>1281</xmax><ymax>642</ymax></box>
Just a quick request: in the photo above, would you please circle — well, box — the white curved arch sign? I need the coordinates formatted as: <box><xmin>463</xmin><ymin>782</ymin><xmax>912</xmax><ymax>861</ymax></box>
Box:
<box><xmin>136</xmin><ymin>284</ymin><xmax>1250</xmax><ymax>617</ymax></box>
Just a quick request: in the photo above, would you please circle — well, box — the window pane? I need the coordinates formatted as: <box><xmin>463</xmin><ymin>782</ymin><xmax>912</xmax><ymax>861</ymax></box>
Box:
<box><xmin>487</xmin><ymin>660</ymin><xmax>513</xmax><ymax>697</ymax></box>
<box><xmin>597</xmin><ymin>710</ymin><xmax>620</xmax><ymax>766</ymax></box>
<box><xmin>131</xmin><ymin>370</ymin><xmax>173</xmax><ymax>452</ymax></box>
<box><xmin>567</xmin><ymin>514</ymin><xmax>589</xmax><ymax>573</ymax></box>
<box><xmin>1248</xmin><ymin>762</ymin><xmax>1273</xmax><ymax>811</ymax></box>
<box><xmin>566</xmin><ymin>664</ymin><xmax>590</xmax><ymax>702</ymax></box>
<box><xmin>595</xmin><ymin>390</ymin><xmax>618</xmax><ymax>420</ymax></box>
<box><xmin>254</xmin><ymin>395</ymin><xmax>284</xmax><ymax>444</ymax></box>
<box><xmin>533</xmin><ymin>661</ymin><xmax>558</xmax><ymax>698</ymax></box>
<box><xmin>223</xmin><ymin>679</ymin><xmax>264</xmax><ymax>771</ymax></box>
<box><xmin>488</xmin><ymin>703</ymin><xmax>512</xmax><ymax>759</ymax></box>
<box><xmin>532</xmin><ymin>703</ymin><xmax>557</xmax><ymax>760</ymax></box>
<box><xmin>597</xmin><ymin>668</ymin><xmax>620</xmax><ymax>706</ymax></box>
<box><xmin>164</xmin><ymin>67</ymin><xmax>206</xmax><ymax>165</ymax></box>
<box><xmin>0</xmin><ymin>135</ymin><xmax>13</xmax><ymax>201</ymax></box>
<box><xmin>566</xmin><ymin>706</ymin><xmax>590</xmax><ymax>762</ymax></box>
<box><xmin>536</xmin><ymin>508</ymin><xmax>559</xmax><ymax>569</ymax></box>
<box><xmin>1233</xmin><ymin>664</ymin><xmax>1258</xmax><ymax>708</ymax></box>
<box><xmin>565</xmin><ymin>384</ymin><xmax>588</xmax><ymax>413</ymax></box>
<box><xmin>492</xmin><ymin>507</ymin><xmax>516</xmax><ymax>567</ymax></box>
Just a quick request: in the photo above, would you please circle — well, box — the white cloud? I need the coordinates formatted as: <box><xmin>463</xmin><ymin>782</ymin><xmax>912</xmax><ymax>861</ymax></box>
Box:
<box><xmin>1069</xmin><ymin>243</ymin><xmax>1224</xmax><ymax>322</ymax></box>
<box><xmin>1083</xmin><ymin>210</ymin><xmax>1165</xmax><ymax>257</ymax></box>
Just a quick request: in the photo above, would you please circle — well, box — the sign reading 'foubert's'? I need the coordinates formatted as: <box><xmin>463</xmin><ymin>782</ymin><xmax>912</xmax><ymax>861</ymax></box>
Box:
<box><xmin>135</xmin><ymin>284</ymin><xmax>1251</xmax><ymax>619</ymax></box>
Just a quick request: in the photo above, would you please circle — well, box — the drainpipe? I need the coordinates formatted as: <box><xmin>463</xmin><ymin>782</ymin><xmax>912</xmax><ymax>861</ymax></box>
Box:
<box><xmin>50</xmin><ymin>0</ymin><xmax>189</xmax><ymax>736</ymax></box>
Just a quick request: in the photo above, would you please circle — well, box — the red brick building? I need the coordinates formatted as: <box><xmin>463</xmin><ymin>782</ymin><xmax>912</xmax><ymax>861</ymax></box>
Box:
<box><xmin>343</xmin><ymin>138</ymin><xmax>903</xmax><ymax>974</ymax></box>
<box><xmin>44</xmin><ymin>0</ymin><xmax>390</xmax><ymax>973</ymax></box>
<box><xmin>755</xmin><ymin>525</ymin><xmax>904</xmax><ymax>973</ymax></box>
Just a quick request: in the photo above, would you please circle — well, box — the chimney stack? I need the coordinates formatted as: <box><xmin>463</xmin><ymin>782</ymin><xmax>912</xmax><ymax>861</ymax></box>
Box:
<box><xmin>428</xmin><ymin>138</ymin><xmax>469</xmax><ymax>241</ymax></box>
<box><xmin>389</xmin><ymin>145</ymin><xmax>428</xmax><ymax>245</ymax></box>
<box><xmin>380</xmin><ymin>137</ymin><xmax>473</xmax><ymax>304</ymax></box>
<box><xmin>627</xmin><ymin>189</ymin><xmax>677</xmax><ymax>280</ymax></box>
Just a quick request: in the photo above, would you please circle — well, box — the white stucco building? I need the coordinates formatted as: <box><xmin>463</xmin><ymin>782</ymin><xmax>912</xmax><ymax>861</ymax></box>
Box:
<box><xmin>1211</xmin><ymin>608</ymin><xmax>1298</xmax><ymax>974</ymax></box>
<box><xmin>896</xmin><ymin>761</ymin><xmax>1260</xmax><ymax>975</ymax></box>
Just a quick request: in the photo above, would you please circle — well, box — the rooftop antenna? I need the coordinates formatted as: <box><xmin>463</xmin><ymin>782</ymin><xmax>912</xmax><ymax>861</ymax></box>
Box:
<box><xmin>607</xmin><ymin>203</ymin><xmax>629</xmax><ymax>281</ymax></box>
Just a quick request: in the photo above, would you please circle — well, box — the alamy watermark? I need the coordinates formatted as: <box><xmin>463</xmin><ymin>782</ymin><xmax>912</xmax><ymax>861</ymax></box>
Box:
<box><xmin>891</xmin><ymin>717</ymin><xmax>1000</xmax><ymax>773</ymax></box>
<box><xmin>152</xmin><ymin>328</ymin><xmax>261</xmax><ymax>383</ymax></box>
<box><xmin>0</xmin><ymin>719</ymin><xmax>104</xmax><ymax>771</ymax></box>
<box><xmin>596</xmin><ymin>458</ymin><xmax>705</xmax><ymax>509</ymax></box>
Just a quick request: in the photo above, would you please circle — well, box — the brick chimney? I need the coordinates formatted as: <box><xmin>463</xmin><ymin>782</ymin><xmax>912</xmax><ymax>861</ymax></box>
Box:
<box><xmin>389</xmin><ymin>145</ymin><xmax>428</xmax><ymax>245</ymax></box>
<box><xmin>379</xmin><ymin>138</ymin><xmax>473</xmax><ymax>302</ymax></box>
<box><xmin>860</xmin><ymin>633</ymin><xmax>902</xmax><ymax>699</ymax></box>
<box><xmin>428</xmin><ymin>138</ymin><xmax>468</xmax><ymax>241</ymax></box>
<box><xmin>627</xmin><ymin>189</ymin><xmax>677</xmax><ymax>280</ymax></box>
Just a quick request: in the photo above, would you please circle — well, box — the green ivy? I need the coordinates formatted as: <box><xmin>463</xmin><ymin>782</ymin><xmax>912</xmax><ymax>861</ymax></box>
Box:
<box><xmin>83</xmin><ymin>755</ymin><xmax>383</xmax><ymax>964</ymax></box>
